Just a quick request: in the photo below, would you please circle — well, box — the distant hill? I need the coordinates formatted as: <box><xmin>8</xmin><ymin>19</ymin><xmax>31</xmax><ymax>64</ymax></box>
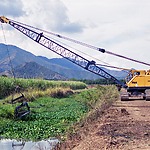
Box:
<box><xmin>0</xmin><ymin>43</ymin><xmax>127</xmax><ymax>80</ymax></box>
<box><xmin>38</xmin><ymin>56</ymin><xmax>127</xmax><ymax>79</ymax></box>
<box><xmin>38</xmin><ymin>56</ymin><xmax>82</xmax><ymax>70</ymax></box>
<box><xmin>14</xmin><ymin>62</ymin><xmax>67</xmax><ymax>80</ymax></box>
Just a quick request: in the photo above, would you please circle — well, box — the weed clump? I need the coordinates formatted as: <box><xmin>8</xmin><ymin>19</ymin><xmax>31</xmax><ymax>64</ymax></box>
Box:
<box><xmin>50</xmin><ymin>88</ymin><xmax>74</xmax><ymax>98</ymax></box>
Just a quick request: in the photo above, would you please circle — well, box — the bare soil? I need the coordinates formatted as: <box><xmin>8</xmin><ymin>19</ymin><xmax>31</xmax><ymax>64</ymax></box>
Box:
<box><xmin>57</xmin><ymin>99</ymin><xmax>150</xmax><ymax>150</ymax></box>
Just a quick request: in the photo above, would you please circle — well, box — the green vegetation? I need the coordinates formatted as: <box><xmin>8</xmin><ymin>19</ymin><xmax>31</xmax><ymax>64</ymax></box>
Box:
<box><xmin>0</xmin><ymin>97</ymin><xmax>88</xmax><ymax>141</ymax></box>
<box><xmin>71</xmin><ymin>78</ymin><xmax>115</xmax><ymax>85</ymax></box>
<box><xmin>73</xmin><ymin>78</ymin><xmax>125</xmax><ymax>85</ymax></box>
<box><xmin>0</xmin><ymin>77</ymin><xmax>119</xmax><ymax>141</ymax></box>
<box><xmin>0</xmin><ymin>76</ymin><xmax>87</xmax><ymax>98</ymax></box>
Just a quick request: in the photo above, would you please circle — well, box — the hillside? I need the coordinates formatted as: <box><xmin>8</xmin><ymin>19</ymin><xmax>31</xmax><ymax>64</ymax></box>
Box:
<box><xmin>0</xmin><ymin>43</ymin><xmax>127</xmax><ymax>80</ymax></box>
<box><xmin>14</xmin><ymin>62</ymin><xmax>67</xmax><ymax>80</ymax></box>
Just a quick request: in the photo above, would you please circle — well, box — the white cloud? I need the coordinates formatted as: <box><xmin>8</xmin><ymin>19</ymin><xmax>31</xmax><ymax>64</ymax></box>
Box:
<box><xmin>20</xmin><ymin>0</ymin><xmax>83</xmax><ymax>33</ymax></box>
<box><xmin>0</xmin><ymin>0</ymin><xmax>25</xmax><ymax>17</ymax></box>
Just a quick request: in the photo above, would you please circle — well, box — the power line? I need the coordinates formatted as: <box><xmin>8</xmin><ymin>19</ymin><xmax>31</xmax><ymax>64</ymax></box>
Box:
<box><xmin>1</xmin><ymin>23</ymin><xmax>16</xmax><ymax>79</ymax></box>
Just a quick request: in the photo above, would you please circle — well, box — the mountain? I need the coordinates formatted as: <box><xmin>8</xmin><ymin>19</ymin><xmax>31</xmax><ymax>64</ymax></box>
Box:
<box><xmin>38</xmin><ymin>56</ymin><xmax>82</xmax><ymax>71</ymax></box>
<box><xmin>14</xmin><ymin>62</ymin><xmax>67</xmax><ymax>80</ymax></box>
<box><xmin>38</xmin><ymin>56</ymin><xmax>127</xmax><ymax>79</ymax></box>
<box><xmin>0</xmin><ymin>43</ymin><xmax>127</xmax><ymax>80</ymax></box>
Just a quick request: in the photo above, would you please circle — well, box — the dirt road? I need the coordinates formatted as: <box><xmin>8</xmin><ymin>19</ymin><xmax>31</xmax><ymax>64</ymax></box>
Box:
<box><xmin>59</xmin><ymin>99</ymin><xmax>150</xmax><ymax>150</ymax></box>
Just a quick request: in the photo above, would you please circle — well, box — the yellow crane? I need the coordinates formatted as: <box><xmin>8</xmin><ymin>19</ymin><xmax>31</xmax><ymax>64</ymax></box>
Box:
<box><xmin>1</xmin><ymin>16</ymin><xmax>150</xmax><ymax>101</ymax></box>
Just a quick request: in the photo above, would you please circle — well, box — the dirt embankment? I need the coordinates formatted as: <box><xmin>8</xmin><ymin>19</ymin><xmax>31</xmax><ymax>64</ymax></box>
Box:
<box><xmin>57</xmin><ymin>99</ymin><xmax>150</xmax><ymax>150</ymax></box>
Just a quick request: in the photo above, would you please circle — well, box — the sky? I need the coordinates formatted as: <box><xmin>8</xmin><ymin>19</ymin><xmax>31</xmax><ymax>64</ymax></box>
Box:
<box><xmin>1</xmin><ymin>0</ymin><xmax>150</xmax><ymax>70</ymax></box>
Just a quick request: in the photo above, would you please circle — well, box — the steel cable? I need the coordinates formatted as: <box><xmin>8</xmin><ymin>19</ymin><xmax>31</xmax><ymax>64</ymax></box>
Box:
<box><xmin>9</xmin><ymin>18</ymin><xmax>150</xmax><ymax>68</ymax></box>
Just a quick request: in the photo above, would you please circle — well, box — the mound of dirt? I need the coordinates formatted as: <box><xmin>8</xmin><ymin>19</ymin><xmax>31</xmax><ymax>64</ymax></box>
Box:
<box><xmin>56</xmin><ymin>100</ymin><xmax>150</xmax><ymax>150</ymax></box>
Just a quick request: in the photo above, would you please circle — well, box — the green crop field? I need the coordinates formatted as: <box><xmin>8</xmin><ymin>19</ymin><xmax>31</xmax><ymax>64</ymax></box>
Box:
<box><xmin>0</xmin><ymin>77</ymin><xmax>87</xmax><ymax>99</ymax></box>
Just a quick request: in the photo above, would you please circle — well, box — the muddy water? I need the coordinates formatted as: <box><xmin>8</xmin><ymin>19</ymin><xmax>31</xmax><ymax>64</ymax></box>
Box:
<box><xmin>0</xmin><ymin>138</ymin><xmax>59</xmax><ymax>150</ymax></box>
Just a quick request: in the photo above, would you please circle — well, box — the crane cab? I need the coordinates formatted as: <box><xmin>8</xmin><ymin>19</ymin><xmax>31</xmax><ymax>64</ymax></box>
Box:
<box><xmin>126</xmin><ymin>70</ymin><xmax>150</xmax><ymax>88</ymax></box>
<box><xmin>121</xmin><ymin>70</ymin><xmax>150</xmax><ymax>101</ymax></box>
